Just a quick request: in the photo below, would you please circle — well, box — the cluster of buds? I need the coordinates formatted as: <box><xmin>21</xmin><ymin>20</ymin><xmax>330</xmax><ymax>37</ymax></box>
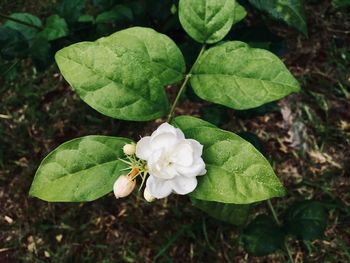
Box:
<box><xmin>113</xmin><ymin>143</ymin><xmax>156</xmax><ymax>202</ymax></box>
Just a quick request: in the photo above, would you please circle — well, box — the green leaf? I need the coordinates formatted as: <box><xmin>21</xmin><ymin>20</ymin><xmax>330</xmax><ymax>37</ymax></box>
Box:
<box><xmin>92</xmin><ymin>0</ymin><xmax>115</xmax><ymax>9</ymax></box>
<box><xmin>191</xmin><ymin>198</ymin><xmax>249</xmax><ymax>225</ymax></box>
<box><xmin>249</xmin><ymin>0</ymin><xmax>308</xmax><ymax>36</ymax></box>
<box><xmin>30</xmin><ymin>37</ymin><xmax>53</xmax><ymax>71</ymax></box>
<box><xmin>39</xmin><ymin>15</ymin><xmax>69</xmax><ymax>41</ymax></box>
<box><xmin>285</xmin><ymin>201</ymin><xmax>327</xmax><ymax>240</ymax></box>
<box><xmin>178</xmin><ymin>0</ymin><xmax>243</xmax><ymax>44</ymax></box>
<box><xmin>332</xmin><ymin>0</ymin><xmax>350</xmax><ymax>8</ymax></box>
<box><xmin>30</xmin><ymin>136</ymin><xmax>132</xmax><ymax>202</ymax></box>
<box><xmin>1</xmin><ymin>63</ymin><xmax>18</xmax><ymax>81</ymax></box>
<box><xmin>4</xmin><ymin>13</ymin><xmax>42</xmax><ymax>41</ymax></box>
<box><xmin>234</xmin><ymin>2</ymin><xmax>247</xmax><ymax>23</ymax></box>
<box><xmin>172</xmin><ymin>116</ymin><xmax>285</xmax><ymax>204</ymax></box>
<box><xmin>95</xmin><ymin>5</ymin><xmax>133</xmax><ymax>24</ymax></box>
<box><xmin>55</xmin><ymin>27</ymin><xmax>186</xmax><ymax>121</ymax></box>
<box><xmin>78</xmin><ymin>15</ymin><xmax>95</xmax><ymax>23</ymax></box>
<box><xmin>242</xmin><ymin>215</ymin><xmax>285</xmax><ymax>256</ymax></box>
<box><xmin>56</xmin><ymin>0</ymin><xmax>85</xmax><ymax>24</ymax></box>
<box><xmin>191</xmin><ymin>41</ymin><xmax>300</xmax><ymax>110</ymax></box>
<box><xmin>0</xmin><ymin>26</ymin><xmax>29</xmax><ymax>60</ymax></box>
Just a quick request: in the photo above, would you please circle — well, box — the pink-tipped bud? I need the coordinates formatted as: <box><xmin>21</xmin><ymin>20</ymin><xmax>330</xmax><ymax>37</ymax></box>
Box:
<box><xmin>143</xmin><ymin>188</ymin><xmax>156</xmax><ymax>202</ymax></box>
<box><xmin>113</xmin><ymin>175</ymin><xmax>136</xmax><ymax>199</ymax></box>
<box><xmin>123</xmin><ymin>144</ymin><xmax>136</xmax><ymax>155</ymax></box>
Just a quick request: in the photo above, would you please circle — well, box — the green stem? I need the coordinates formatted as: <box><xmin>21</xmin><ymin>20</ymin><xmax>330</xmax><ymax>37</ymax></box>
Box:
<box><xmin>0</xmin><ymin>13</ymin><xmax>43</xmax><ymax>30</ymax></box>
<box><xmin>284</xmin><ymin>240</ymin><xmax>295</xmax><ymax>263</ymax></box>
<box><xmin>167</xmin><ymin>44</ymin><xmax>206</xmax><ymax>122</ymax></box>
<box><xmin>267</xmin><ymin>200</ymin><xmax>281</xmax><ymax>226</ymax></box>
<box><xmin>267</xmin><ymin>200</ymin><xmax>295</xmax><ymax>263</ymax></box>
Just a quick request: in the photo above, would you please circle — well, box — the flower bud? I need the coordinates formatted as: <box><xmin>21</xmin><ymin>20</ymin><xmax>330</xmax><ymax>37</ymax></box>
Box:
<box><xmin>123</xmin><ymin>143</ymin><xmax>136</xmax><ymax>155</ymax></box>
<box><xmin>143</xmin><ymin>188</ymin><xmax>156</xmax><ymax>202</ymax></box>
<box><xmin>113</xmin><ymin>175</ymin><xmax>136</xmax><ymax>199</ymax></box>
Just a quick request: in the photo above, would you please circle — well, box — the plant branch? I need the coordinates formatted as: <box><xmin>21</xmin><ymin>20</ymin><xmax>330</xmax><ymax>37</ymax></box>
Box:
<box><xmin>267</xmin><ymin>200</ymin><xmax>295</xmax><ymax>263</ymax></box>
<box><xmin>167</xmin><ymin>44</ymin><xmax>206</xmax><ymax>122</ymax></box>
<box><xmin>0</xmin><ymin>13</ymin><xmax>43</xmax><ymax>30</ymax></box>
<box><xmin>284</xmin><ymin>239</ymin><xmax>295</xmax><ymax>263</ymax></box>
<box><xmin>267</xmin><ymin>200</ymin><xmax>281</xmax><ymax>226</ymax></box>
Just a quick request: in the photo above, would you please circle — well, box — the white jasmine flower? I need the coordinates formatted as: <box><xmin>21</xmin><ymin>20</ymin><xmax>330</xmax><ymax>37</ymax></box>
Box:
<box><xmin>123</xmin><ymin>143</ymin><xmax>136</xmax><ymax>155</ymax></box>
<box><xmin>113</xmin><ymin>175</ymin><xmax>136</xmax><ymax>199</ymax></box>
<box><xmin>136</xmin><ymin>123</ymin><xmax>206</xmax><ymax>199</ymax></box>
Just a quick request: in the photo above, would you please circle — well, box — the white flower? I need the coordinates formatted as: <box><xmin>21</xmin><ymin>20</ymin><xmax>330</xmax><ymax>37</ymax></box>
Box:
<box><xmin>113</xmin><ymin>175</ymin><xmax>136</xmax><ymax>199</ymax></box>
<box><xmin>136</xmin><ymin>123</ymin><xmax>206</xmax><ymax>199</ymax></box>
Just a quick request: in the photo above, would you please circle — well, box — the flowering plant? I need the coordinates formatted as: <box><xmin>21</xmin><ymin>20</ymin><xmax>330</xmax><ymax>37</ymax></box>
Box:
<box><xmin>29</xmin><ymin>0</ymin><xmax>300</xmax><ymax>225</ymax></box>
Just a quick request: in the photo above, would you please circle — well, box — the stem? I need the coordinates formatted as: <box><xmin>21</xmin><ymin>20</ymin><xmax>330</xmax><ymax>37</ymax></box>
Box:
<box><xmin>267</xmin><ymin>200</ymin><xmax>281</xmax><ymax>226</ymax></box>
<box><xmin>267</xmin><ymin>200</ymin><xmax>295</xmax><ymax>263</ymax></box>
<box><xmin>167</xmin><ymin>74</ymin><xmax>191</xmax><ymax>122</ymax></box>
<box><xmin>284</xmin><ymin>240</ymin><xmax>294</xmax><ymax>263</ymax></box>
<box><xmin>167</xmin><ymin>44</ymin><xmax>206</xmax><ymax>122</ymax></box>
<box><xmin>0</xmin><ymin>13</ymin><xmax>43</xmax><ymax>30</ymax></box>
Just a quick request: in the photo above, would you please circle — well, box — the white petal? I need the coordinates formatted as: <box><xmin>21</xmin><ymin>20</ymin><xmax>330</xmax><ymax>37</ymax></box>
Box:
<box><xmin>151</xmin><ymin>123</ymin><xmax>176</xmax><ymax>136</ymax></box>
<box><xmin>136</xmin><ymin>136</ymin><xmax>152</xmax><ymax>160</ymax></box>
<box><xmin>161</xmin><ymin>164</ymin><xmax>179</xmax><ymax>179</ymax></box>
<box><xmin>146</xmin><ymin>176</ymin><xmax>172</xmax><ymax>199</ymax></box>
<box><xmin>151</xmin><ymin>123</ymin><xmax>185</xmax><ymax>139</ymax></box>
<box><xmin>171</xmin><ymin>176</ymin><xmax>197</xmax><ymax>195</ymax></box>
<box><xmin>188</xmin><ymin>139</ymin><xmax>203</xmax><ymax>157</ymax></box>
<box><xmin>175</xmin><ymin>158</ymin><xmax>206</xmax><ymax>177</ymax></box>
<box><xmin>148</xmin><ymin>149</ymin><xmax>162</xmax><ymax>166</ymax></box>
<box><xmin>148</xmin><ymin>150</ymin><xmax>178</xmax><ymax>180</ymax></box>
<box><xmin>170</xmin><ymin>141</ymin><xmax>193</xmax><ymax>166</ymax></box>
<box><xmin>175</xmin><ymin>128</ymin><xmax>185</xmax><ymax>139</ymax></box>
<box><xmin>150</xmin><ymin>132</ymin><xmax>178</xmax><ymax>150</ymax></box>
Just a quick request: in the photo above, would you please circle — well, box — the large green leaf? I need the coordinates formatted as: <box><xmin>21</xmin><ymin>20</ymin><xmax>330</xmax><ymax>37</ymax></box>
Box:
<box><xmin>285</xmin><ymin>201</ymin><xmax>327</xmax><ymax>240</ymax></box>
<box><xmin>55</xmin><ymin>27</ymin><xmax>186</xmax><ymax>121</ymax></box>
<box><xmin>178</xmin><ymin>0</ymin><xmax>245</xmax><ymax>44</ymax></box>
<box><xmin>173</xmin><ymin>116</ymin><xmax>285</xmax><ymax>204</ymax></box>
<box><xmin>4</xmin><ymin>13</ymin><xmax>42</xmax><ymax>41</ymax></box>
<box><xmin>191</xmin><ymin>198</ymin><xmax>249</xmax><ymax>225</ymax></box>
<box><xmin>39</xmin><ymin>15</ymin><xmax>69</xmax><ymax>41</ymax></box>
<box><xmin>30</xmin><ymin>136</ymin><xmax>132</xmax><ymax>202</ymax></box>
<box><xmin>191</xmin><ymin>41</ymin><xmax>300</xmax><ymax>110</ymax></box>
<box><xmin>242</xmin><ymin>215</ymin><xmax>285</xmax><ymax>256</ymax></box>
<box><xmin>249</xmin><ymin>0</ymin><xmax>308</xmax><ymax>36</ymax></box>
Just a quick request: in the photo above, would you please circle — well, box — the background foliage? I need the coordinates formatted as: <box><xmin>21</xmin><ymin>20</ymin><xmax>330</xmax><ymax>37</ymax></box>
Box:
<box><xmin>1</xmin><ymin>0</ymin><xmax>349</xmax><ymax>262</ymax></box>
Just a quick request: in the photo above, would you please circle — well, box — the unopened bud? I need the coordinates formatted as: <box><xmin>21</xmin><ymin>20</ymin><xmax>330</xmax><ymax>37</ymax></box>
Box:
<box><xmin>123</xmin><ymin>143</ymin><xmax>136</xmax><ymax>155</ymax></box>
<box><xmin>113</xmin><ymin>175</ymin><xmax>136</xmax><ymax>199</ymax></box>
<box><xmin>144</xmin><ymin>188</ymin><xmax>156</xmax><ymax>202</ymax></box>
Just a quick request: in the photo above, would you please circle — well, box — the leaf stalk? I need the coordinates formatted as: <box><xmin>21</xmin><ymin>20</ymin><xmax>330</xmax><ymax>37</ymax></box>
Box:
<box><xmin>267</xmin><ymin>200</ymin><xmax>295</xmax><ymax>263</ymax></box>
<box><xmin>167</xmin><ymin>44</ymin><xmax>206</xmax><ymax>122</ymax></box>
